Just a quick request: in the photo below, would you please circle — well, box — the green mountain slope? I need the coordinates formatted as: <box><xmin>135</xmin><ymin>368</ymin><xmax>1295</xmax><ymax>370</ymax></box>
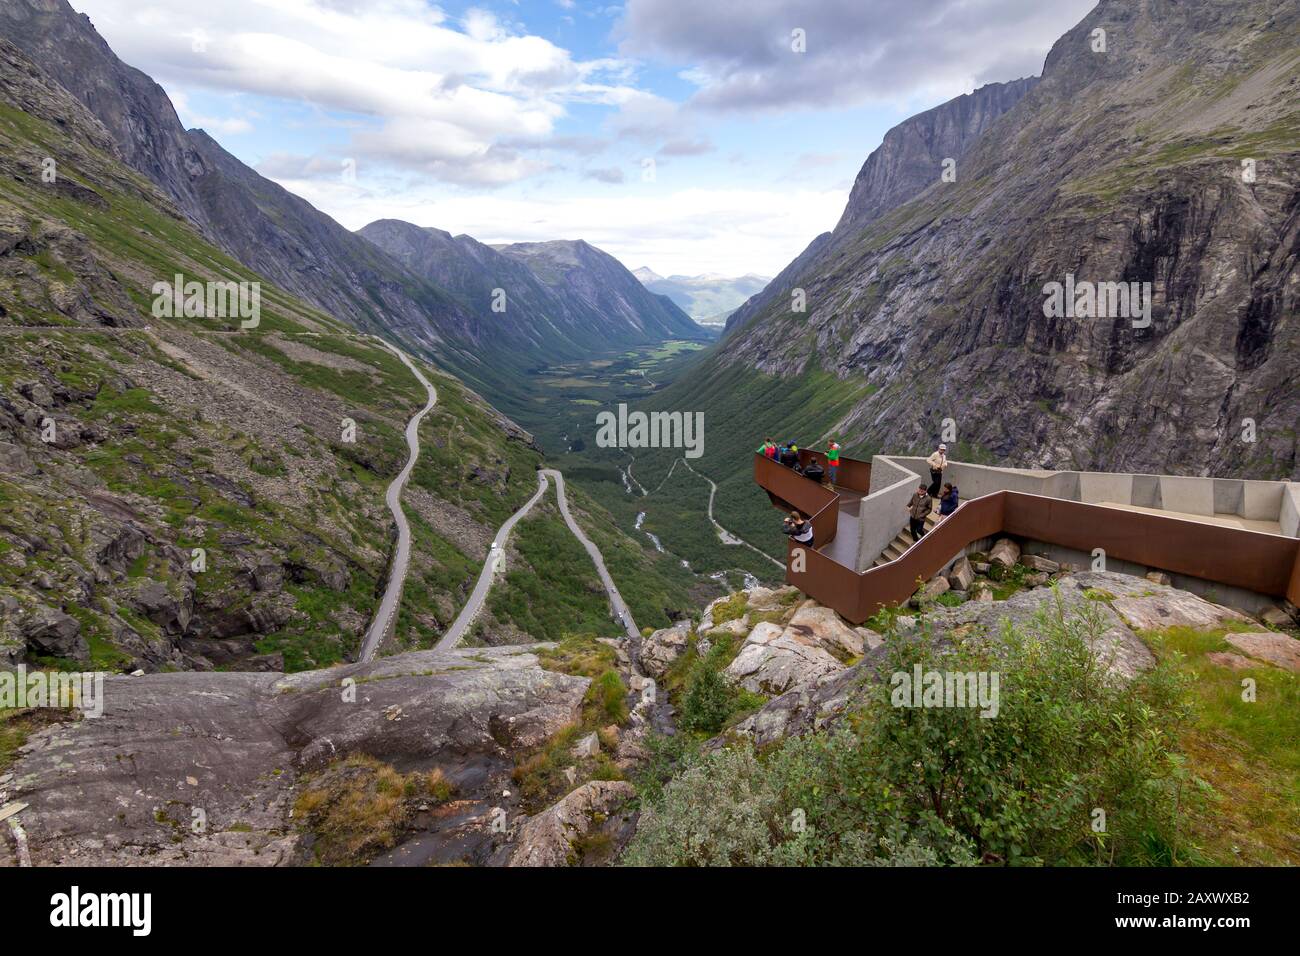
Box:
<box><xmin>0</xmin><ymin>38</ymin><xmax>543</xmax><ymax>673</ymax></box>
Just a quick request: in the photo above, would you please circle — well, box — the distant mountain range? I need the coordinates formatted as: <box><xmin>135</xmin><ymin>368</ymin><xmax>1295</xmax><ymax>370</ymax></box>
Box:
<box><xmin>0</xmin><ymin>0</ymin><xmax>703</xmax><ymax>400</ymax></box>
<box><xmin>359</xmin><ymin>221</ymin><xmax>702</xmax><ymax>364</ymax></box>
<box><xmin>632</xmin><ymin>268</ymin><xmax>770</xmax><ymax>326</ymax></box>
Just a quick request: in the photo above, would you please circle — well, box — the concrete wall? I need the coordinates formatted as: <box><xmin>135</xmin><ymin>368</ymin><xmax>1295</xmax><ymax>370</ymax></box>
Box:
<box><xmin>1282</xmin><ymin>484</ymin><xmax>1300</xmax><ymax>538</ymax></box>
<box><xmin>858</xmin><ymin>456</ymin><xmax>927</xmax><ymax>571</ymax></box>
<box><xmin>1019</xmin><ymin>539</ymin><xmax>1281</xmax><ymax>615</ymax></box>
<box><xmin>879</xmin><ymin>459</ymin><xmax>1294</xmax><ymax>526</ymax></box>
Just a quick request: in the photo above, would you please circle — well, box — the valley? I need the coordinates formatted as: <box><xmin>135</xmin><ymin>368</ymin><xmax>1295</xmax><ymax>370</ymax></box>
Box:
<box><xmin>0</xmin><ymin>0</ymin><xmax>1296</xmax><ymax>888</ymax></box>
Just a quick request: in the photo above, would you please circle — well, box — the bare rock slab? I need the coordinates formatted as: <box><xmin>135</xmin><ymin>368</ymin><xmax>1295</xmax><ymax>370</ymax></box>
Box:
<box><xmin>1224</xmin><ymin>632</ymin><xmax>1300</xmax><ymax>673</ymax></box>
<box><xmin>724</xmin><ymin>621</ymin><xmax>843</xmax><ymax>695</ymax></box>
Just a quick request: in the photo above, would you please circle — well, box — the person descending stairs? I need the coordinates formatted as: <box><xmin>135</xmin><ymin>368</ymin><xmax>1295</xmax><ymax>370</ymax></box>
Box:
<box><xmin>871</xmin><ymin>493</ymin><xmax>944</xmax><ymax>568</ymax></box>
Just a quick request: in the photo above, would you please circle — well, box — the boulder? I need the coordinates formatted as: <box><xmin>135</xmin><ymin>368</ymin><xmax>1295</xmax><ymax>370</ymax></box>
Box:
<box><xmin>988</xmin><ymin>538</ymin><xmax>1020</xmax><ymax>568</ymax></box>
<box><xmin>132</xmin><ymin>579</ymin><xmax>193</xmax><ymax>633</ymax></box>
<box><xmin>724</xmin><ymin>621</ymin><xmax>843</xmax><ymax>695</ymax></box>
<box><xmin>1080</xmin><ymin>571</ymin><xmax>1255</xmax><ymax>632</ymax></box>
<box><xmin>638</xmin><ymin>621</ymin><xmax>691</xmax><ymax>679</ymax></box>
<box><xmin>573</xmin><ymin>732</ymin><xmax>600</xmax><ymax>759</ymax></box>
<box><xmin>0</xmin><ymin>440</ymin><xmax>35</xmax><ymax>475</ymax></box>
<box><xmin>1024</xmin><ymin>572</ymin><xmax>1050</xmax><ymax>587</ymax></box>
<box><xmin>1259</xmin><ymin>605</ymin><xmax>1295</xmax><ymax>628</ymax></box>
<box><xmin>784</xmin><ymin>605</ymin><xmax>865</xmax><ymax>661</ymax></box>
<box><xmin>1021</xmin><ymin>554</ymin><xmax>1060</xmax><ymax>574</ymax></box>
<box><xmin>20</xmin><ymin>604</ymin><xmax>87</xmax><ymax>661</ymax></box>
<box><xmin>705</xmin><ymin>617</ymin><xmax>750</xmax><ymax>638</ymax></box>
<box><xmin>1145</xmin><ymin>571</ymin><xmax>1172</xmax><ymax>587</ymax></box>
<box><xmin>911</xmin><ymin>575</ymin><xmax>950</xmax><ymax>607</ymax></box>
<box><xmin>1224</xmin><ymin>632</ymin><xmax>1300</xmax><ymax>673</ymax></box>
<box><xmin>947</xmin><ymin>556</ymin><xmax>975</xmax><ymax>591</ymax></box>
<box><xmin>505</xmin><ymin>781</ymin><xmax>636</xmax><ymax>867</ymax></box>
<box><xmin>972</xmin><ymin>561</ymin><xmax>991</xmax><ymax>575</ymax></box>
<box><xmin>855</xmin><ymin>627</ymin><xmax>884</xmax><ymax>651</ymax></box>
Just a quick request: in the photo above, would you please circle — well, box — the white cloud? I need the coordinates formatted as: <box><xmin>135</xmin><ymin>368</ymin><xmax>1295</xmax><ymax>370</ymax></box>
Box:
<box><xmin>280</xmin><ymin>177</ymin><xmax>847</xmax><ymax>277</ymax></box>
<box><xmin>619</xmin><ymin>0</ymin><xmax>1098</xmax><ymax>111</ymax></box>
<box><xmin>70</xmin><ymin>0</ymin><xmax>642</xmax><ymax>183</ymax></box>
<box><xmin>167</xmin><ymin>90</ymin><xmax>254</xmax><ymax>136</ymax></box>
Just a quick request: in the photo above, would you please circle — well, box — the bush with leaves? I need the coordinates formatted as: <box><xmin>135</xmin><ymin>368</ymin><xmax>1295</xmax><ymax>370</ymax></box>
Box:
<box><xmin>626</xmin><ymin>592</ymin><xmax>1190</xmax><ymax>866</ymax></box>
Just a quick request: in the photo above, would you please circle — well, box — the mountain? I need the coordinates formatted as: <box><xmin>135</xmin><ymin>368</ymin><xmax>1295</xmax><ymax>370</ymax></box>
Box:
<box><xmin>0</xmin><ymin>36</ymin><xmax>553</xmax><ymax>674</ymax></box>
<box><xmin>680</xmin><ymin>0</ymin><xmax>1299</xmax><ymax>480</ymax></box>
<box><xmin>0</xmin><ymin>0</ymin><xmax>485</xmax><ymax>353</ymax></box>
<box><xmin>359</xmin><ymin>220</ymin><xmax>705</xmax><ymax>359</ymax></box>
<box><xmin>0</xmin><ymin>0</ymin><xmax>700</xmax><ymax>393</ymax></box>
<box><xmin>723</xmin><ymin>76</ymin><xmax>1038</xmax><ymax>337</ymax></box>
<box><xmin>634</xmin><ymin>269</ymin><xmax>772</xmax><ymax>325</ymax></box>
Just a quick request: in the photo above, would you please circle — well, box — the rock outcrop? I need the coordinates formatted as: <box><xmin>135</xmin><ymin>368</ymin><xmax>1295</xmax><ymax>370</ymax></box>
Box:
<box><xmin>504</xmin><ymin>781</ymin><xmax>636</xmax><ymax>867</ymax></box>
<box><xmin>638</xmin><ymin>621</ymin><xmax>692</xmax><ymax>679</ymax></box>
<box><xmin>726</xmin><ymin>572</ymin><xmax>1170</xmax><ymax>747</ymax></box>
<box><xmin>724</xmin><ymin>621</ymin><xmax>844</xmax><ymax>696</ymax></box>
<box><xmin>0</xmin><ymin>645</ymin><xmax>589</xmax><ymax>866</ymax></box>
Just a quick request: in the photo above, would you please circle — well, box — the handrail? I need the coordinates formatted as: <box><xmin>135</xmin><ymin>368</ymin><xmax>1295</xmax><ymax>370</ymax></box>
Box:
<box><xmin>756</xmin><ymin>453</ymin><xmax>1300</xmax><ymax>624</ymax></box>
<box><xmin>754</xmin><ymin>453</ymin><xmax>840</xmax><ymax>549</ymax></box>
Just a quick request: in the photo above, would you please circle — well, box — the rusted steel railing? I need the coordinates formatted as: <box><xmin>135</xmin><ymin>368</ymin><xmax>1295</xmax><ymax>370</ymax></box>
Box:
<box><xmin>756</xmin><ymin>452</ymin><xmax>1300</xmax><ymax>624</ymax></box>
<box><xmin>754</xmin><ymin>453</ymin><xmax>840</xmax><ymax>550</ymax></box>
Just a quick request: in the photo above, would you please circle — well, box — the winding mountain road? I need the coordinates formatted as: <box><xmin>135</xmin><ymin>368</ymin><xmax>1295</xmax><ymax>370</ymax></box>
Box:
<box><xmin>543</xmin><ymin>468</ymin><xmax>640</xmax><ymax>641</ymax></box>
<box><xmin>433</xmin><ymin>471</ymin><xmax>550</xmax><ymax>651</ymax></box>
<box><xmin>676</xmin><ymin>459</ymin><xmax>784</xmax><ymax>569</ymax></box>
<box><xmin>435</xmin><ymin>468</ymin><xmax>639</xmax><ymax>652</ymax></box>
<box><xmin>359</xmin><ymin>341</ymin><xmax>438</xmax><ymax>662</ymax></box>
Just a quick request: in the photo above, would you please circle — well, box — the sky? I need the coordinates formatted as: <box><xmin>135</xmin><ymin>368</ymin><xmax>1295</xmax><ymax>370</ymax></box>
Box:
<box><xmin>68</xmin><ymin>0</ymin><xmax>1097</xmax><ymax>277</ymax></box>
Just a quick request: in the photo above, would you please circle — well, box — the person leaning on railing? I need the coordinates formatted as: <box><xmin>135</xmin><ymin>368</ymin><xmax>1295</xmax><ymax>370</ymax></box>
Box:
<box><xmin>783</xmin><ymin>510</ymin><xmax>815</xmax><ymax>549</ymax></box>
<box><xmin>826</xmin><ymin>439</ymin><xmax>841</xmax><ymax>485</ymax></box>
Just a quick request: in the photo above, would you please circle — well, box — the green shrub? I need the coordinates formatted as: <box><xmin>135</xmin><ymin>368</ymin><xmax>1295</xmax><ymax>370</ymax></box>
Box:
<box><xmin>626</xmin><ymin>596</ymin><xmax>1191</xmax><ymax>866</ymax></box>
<box><xmin>680</xmin><ymin>666</ymin><xmax>734</xmax><ymax>734</ymax></box>
<box><xmin>585</xmin><ymin>670</ymin><xmax>629</xmax><ymax>725</ymax></box>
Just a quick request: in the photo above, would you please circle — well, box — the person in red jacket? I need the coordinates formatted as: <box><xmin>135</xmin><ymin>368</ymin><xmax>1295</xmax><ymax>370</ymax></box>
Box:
<box><xmin>826</xmin><ymin>439</ymin><xmax>841</xmax><ymax>485</ymax></box>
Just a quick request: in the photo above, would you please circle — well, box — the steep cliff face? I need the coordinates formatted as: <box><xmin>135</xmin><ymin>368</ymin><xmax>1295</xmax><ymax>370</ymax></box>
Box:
<box><xmin>0</xmin><ymin>0</ymin><xmax>213</xmax><ymax>230</ymax></box>
<box><xmin>704</xmin><ymin>0</ymin><xmax>1299</xmax><ymax>478</ymax></box>
<box><xmin>834</xmin><ymin>76</ymin><xmax>1041</xmax><ymax>237</ymax></box>
<box><xmin>723</xmin><ymin>77</ymin><xmax>1038</xmax><ymax>337</ymax></box>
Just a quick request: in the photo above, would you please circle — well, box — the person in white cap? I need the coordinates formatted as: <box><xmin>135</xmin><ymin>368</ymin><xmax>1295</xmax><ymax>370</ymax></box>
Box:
<box><xmin>926</xmin><ymin>442</ymin><xmax>948</xmax><ymax>498</ymax></box>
